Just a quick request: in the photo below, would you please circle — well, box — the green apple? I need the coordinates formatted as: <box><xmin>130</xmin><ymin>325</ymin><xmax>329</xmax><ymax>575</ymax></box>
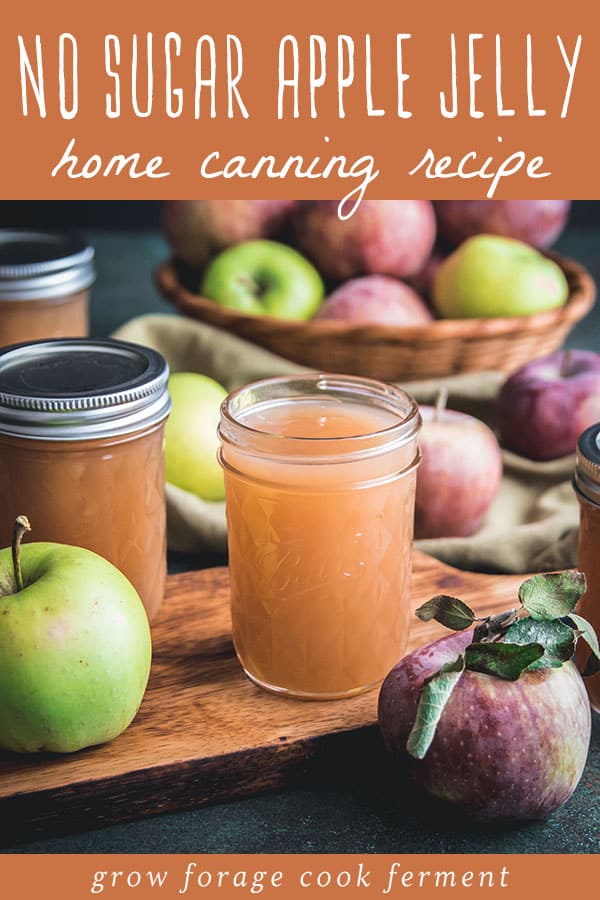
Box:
<box><xmin>201</xmin><ymin>239</ymin><xmax>324</xmax><ymax>319</ymax></box>
<box><xmin>0</xmin><ymin>517</ymin><xmax>151</xmax><ymax>753</ymax></box>
<box><xmin>432</xmin><ymin>235</ymin><xmax>569</xmax><ymax>318</ymax></box>
<box><xmin>165</xmin><ymin>373</ymin><xmax>227</xmax><ymax>501</ymax></box>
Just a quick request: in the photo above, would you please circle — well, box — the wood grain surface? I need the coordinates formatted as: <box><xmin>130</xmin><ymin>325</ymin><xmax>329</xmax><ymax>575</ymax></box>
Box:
<box><xmin>0</xmin><ymin>553</ymin><xmax>526</xmax><ymax>841</ymax></box>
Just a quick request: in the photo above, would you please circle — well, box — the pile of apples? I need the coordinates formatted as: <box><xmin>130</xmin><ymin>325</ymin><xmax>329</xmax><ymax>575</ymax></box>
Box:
<box><xmin>164</xmin><ymin>199</ymin><xmax>595</xmax><ymax>541</ymax></box>
<box><xmin>416</xmin><ymin>347</ymin><xmax>600</xmax><ymax>541</ymax></box>
<box><xmin>164</xmin><ymin>199</ymin><xmax>572</xmax><ymax>324</ymax></box>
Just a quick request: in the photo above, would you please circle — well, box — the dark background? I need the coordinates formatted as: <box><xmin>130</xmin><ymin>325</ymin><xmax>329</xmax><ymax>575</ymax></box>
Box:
<box><xmin>0</xmin><ymin>201</ymin><xmax>167</xmax><ymax>229</ymax></box>
<box><xmin>0</xmin><ymin>200</ymin><xmax>599</xmax><ymax>229</ymax></box>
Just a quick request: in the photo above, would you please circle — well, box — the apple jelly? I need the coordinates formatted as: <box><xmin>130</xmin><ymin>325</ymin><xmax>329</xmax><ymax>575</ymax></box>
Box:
<box><xmin>0</xmin><ymin>231</ymin><xmax>95</xmax><ymax>347</ymax></box>
<box><xmin>218</xmin><ymin>374</ymin><xmax>422</xmax><ymax>699</ymax></box>
<box><xmin>574</xmin><ymin>424</ymin><xmax>600</xmax><ymax>712</ymax></box>
<box><xmin>0</xmin><ymin>339</ymin><xmax>171</xmax><ymax>621</ymax></box>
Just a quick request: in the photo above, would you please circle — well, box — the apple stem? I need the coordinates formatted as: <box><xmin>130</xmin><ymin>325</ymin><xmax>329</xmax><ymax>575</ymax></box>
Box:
<box><xmin>560</xmin><ymin>349</ymin><xmax>573</xmax><ymax>378</ymax></box>
<box><xmin>12</xmin><ymin>516</ymin><xmax>31</xmax><ymax>593</ymax></box>
<box><xmin>434</xmin><ymin>387</ymin><xmax>449</xmax><ymax>422</ymax></box>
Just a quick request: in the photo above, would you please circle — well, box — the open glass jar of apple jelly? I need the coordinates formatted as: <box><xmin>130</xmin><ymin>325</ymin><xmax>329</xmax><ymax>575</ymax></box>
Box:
<box><xmin>0</xmin><ymin>339</ymin><xmax>171</xmax><ymax>621</ymax></box>
<box><xmin>0</xmin><ymin>231</ymin><xmax>95</xmax><ymax>348</ymax></box>
<box><xmin>219</xmin><ymin>374</ymin><xmax>422</xmax><ymax>700</ymax></box>
<box><xmin>574</xmin><ymin>423</ymin><xmax>600</xmax><ymax>712</ymax></box>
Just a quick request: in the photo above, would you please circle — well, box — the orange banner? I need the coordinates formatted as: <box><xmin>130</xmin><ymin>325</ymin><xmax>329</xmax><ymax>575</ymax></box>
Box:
<box><xmin>0</xmin><ymin>0</ymin><xmax>599</xmax><ymax>203</ymax></box>
<box><xmin>0</xmin><ymin>854</ymin><xmax>597</xmax><ymax>900</ymax></box>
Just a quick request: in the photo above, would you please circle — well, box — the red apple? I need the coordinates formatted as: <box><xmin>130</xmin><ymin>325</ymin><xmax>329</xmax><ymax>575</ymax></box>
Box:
<box><xmin>378</xmin><ymin>629</ymin><xmax>591</xmax><ymax>820</ymax></box>
<box><xmin>415</xmin><ymin>398</ymin><xmax>503</xmax><ymax>539</ymax></box>
<box><xmin>316</xmin><ymin>276</ymin><xmax>434</xmax><ymax>325</ymax></box>
<box><xmin>292</xmin><ymin>200</ymin><xmax>436</xmax><ymax>281</ymax></box>
<box><xmin>162</xmin><ymin>200</ymin><xmax>297</xmax><ymax>267</ymax></box>
<box><xmin>435</xmin><ymin>200</ymin><xmax>571</xmax><ymax>249</ymax></box>
<box><xmin>408</xmin><ymin>249</ymin><xmax>447</xmax><ymax>302</ymax></box>
<box><xmin>497</xmin><ymin>350</ymin><xmax>600</xmax><ymax>461</ymax></box>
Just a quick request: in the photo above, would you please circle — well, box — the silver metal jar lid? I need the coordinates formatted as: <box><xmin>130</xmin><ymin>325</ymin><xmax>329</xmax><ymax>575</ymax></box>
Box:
<box><xmin>575</xmin><ymin>424</ymin><xmax>600</xmax><ymax>507</ymax></box>
<box><xmin>0</xmin><ymin>339</ymin><xmax>171</xmax><ymax>441</ymax></box>
<box><xmin>0</xmin><ymin>231</ymin><xmax>96</xmax><ymax>301</ymax></box>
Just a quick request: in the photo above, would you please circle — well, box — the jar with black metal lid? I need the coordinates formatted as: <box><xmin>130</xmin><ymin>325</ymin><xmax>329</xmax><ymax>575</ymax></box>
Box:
<box><xmin>574</xmin><ymin>423</ymin><xmax>600</xmax><ymax>711</ymax></box>
<box><xmin>0</xmin><ymin>338</ymin><xmax>171</xmax><ymax>621</ymax></box>
<box><xmin>0</xmin><ymin>231</ymin><xmax>95</xmax><ymax>347</ymax></box>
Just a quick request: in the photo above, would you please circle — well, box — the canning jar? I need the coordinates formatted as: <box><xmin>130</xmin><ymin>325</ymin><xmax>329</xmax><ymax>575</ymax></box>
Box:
<box><xmin>0</xmin><ymin>231</ymin><xmax>95</xmax><ymax>347</ymax></box>
<box><xmin>574</xmin><ymin>424</ymin><xmax>600</xmax><ymax>712</ymax></box>
<box><xmin>218</xmin><ymin>374</ymin><xmax>422</xmax><ymax>699</ymax></box>
<box><xmin>0</xmin><ymin>339</ymin><xmax>171</xmax><ymax>621</ymax></box>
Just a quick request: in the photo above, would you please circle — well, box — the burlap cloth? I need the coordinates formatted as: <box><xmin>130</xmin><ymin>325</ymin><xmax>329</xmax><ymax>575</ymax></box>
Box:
<box><xmin>114</xmin><ymin>315</ymin><xmax>580</xmax><ymax>574</ymax></box>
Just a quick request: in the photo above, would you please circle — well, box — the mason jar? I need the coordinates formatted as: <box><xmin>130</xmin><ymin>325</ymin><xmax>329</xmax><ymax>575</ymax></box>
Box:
<box><xmin>218</xmin><ymin>374</ymin><xmax>422</xmax><ymax>699</ymax></box>
<box><xmin>574</xmin><ymin>424</ymin><xmax>600</xmax><ymax>712</ymax></box>
<box><xmin>0</xmin><ymin>339</ymin><xmax>171</xmax><ymax>621</ymax></box>
<box><xmin>0</xmin><ymin>231</ymin><xmax>95</xmax><ymax>348</ymax></box>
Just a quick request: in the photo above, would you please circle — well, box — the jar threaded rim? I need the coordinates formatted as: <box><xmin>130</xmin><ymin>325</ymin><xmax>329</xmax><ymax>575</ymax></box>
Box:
<box><xmin>0</xmin><ymin>338</ymin><xmax>171</xmax><ymax>440</ymax></box>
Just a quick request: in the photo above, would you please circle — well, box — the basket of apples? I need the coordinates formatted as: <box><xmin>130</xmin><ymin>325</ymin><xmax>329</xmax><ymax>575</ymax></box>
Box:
<box><xmin>157</xmin><ymin>200</ymin><xmax>595</xmax><ymax>381</ymax></box>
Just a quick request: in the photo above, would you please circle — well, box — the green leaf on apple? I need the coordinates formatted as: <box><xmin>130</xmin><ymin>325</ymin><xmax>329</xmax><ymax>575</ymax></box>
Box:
<box><xmin>465</xmin><ymin>642</ymin><xmax>545</xmax><ymax>681</ymax></box>
<box><xmin>565</xmin><ymin>612</ymin><xmax>600</xmax><ymax>662</ymax></box>
<box><xmin>505</xmin><ymin>618</ymin><xmax>575</xmax><ymax>670</ymax></box>
<box><xmin>407</xmin><ymin>654</ymin><xmax>465</xmax><ymax>760</ymax></box>
<box><xmin>564</xmin><ymin>612</ymin><xmax>600</xmax><ymax>676</ymax></box>
<box><xmin>401</xmin><ymin>566</ymin><xmax>599</xmax><ymax>769</ymax></box>
<box><xmin>518</xmin><ymin>572</ymin><xmax>586</xmax><ymax>620</ymax></box>
<box><xmin>415</xmin><ymin>595</ymin><xmax>475</xmax><ymax>631</ymax></box>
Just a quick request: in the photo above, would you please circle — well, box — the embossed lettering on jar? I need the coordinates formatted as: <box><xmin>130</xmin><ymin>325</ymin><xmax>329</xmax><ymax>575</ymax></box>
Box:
<box><xmin>218</xmin><ymin>374</ymin><xmax>422</xmax><ymax>699</ymax></box>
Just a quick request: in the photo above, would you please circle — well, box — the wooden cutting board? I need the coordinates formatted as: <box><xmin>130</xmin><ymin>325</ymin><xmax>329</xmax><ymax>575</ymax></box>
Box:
<box><xmin>0</xmin><ymin>553</ymin><xmax>525</xmax><ymax>841</ymax></box>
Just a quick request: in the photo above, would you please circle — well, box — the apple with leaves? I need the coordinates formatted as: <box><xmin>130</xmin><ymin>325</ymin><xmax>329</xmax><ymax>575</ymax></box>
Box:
<box><xmin>378</xmin><ymin>572</ymin><xmax>597</xmax><ymax>820</ymax></box>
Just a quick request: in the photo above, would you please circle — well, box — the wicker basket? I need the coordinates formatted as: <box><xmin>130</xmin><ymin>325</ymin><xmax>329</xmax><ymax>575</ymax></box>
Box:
<box><xmin>156</xmin><ymin>254</ymin><xmax>596</xmax><ymax>381</ymax></box>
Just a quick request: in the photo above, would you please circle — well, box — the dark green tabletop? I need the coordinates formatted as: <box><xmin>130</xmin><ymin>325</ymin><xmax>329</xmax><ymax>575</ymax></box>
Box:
<box><xmin>3</xmin><ymin>225</ymin><xmax>599</xmax><ymax>854</ymax></box>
